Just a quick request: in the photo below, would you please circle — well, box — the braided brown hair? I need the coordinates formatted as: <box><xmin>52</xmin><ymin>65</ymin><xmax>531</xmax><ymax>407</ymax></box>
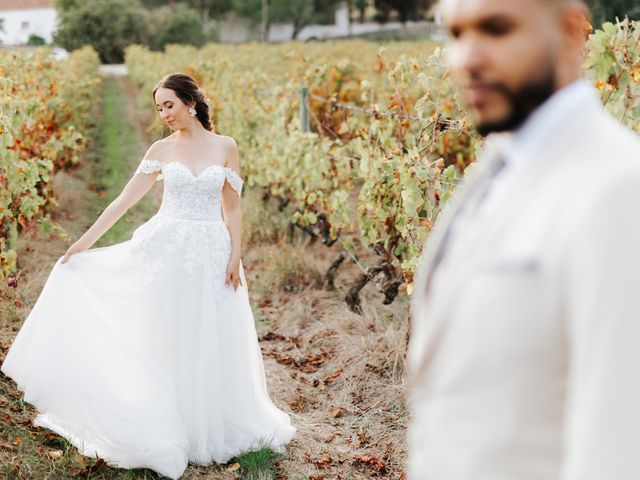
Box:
<box><xmin>152</xmin><ymin>73</ymin><xmax>213</xmax><ymax>131</ymax></box>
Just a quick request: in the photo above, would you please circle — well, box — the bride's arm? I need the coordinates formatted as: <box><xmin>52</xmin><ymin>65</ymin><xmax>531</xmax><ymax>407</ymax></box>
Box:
<box><xmin>61</xmin><ymin>148</ymin><xmax>163</xmax><ymax>263</ymax></box>
<box><xmin>221</xmin><ymin>138</ymin><xmax>242</xmax><ymax>289</ymax></box>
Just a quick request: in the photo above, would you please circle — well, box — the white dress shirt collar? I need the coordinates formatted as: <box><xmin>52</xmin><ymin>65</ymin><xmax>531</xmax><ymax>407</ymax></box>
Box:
<box><xmin>468</xmin><ymin>78</ymin><xmax>601</xmax><ymax>220</ymax></box>
<box><xmin>500</xmin><ymin>78</ymin><xmax>600</xmax><ymax>167</ymax></box>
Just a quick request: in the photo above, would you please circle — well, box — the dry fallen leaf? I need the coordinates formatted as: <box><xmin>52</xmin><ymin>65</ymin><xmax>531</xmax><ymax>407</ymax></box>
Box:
<box><xmin>330</xmin><ymin>406</ymin><xmax>346</xmax><ymax>418</ymax></box>
<box><xmin>0</xmin><ymin>440</ymin><xmax>17</xmax><ymax>451</ymax></box>
<box><xmin>313</xmin><ymin>453</ymin><xmax>334</xmax><ymax>470</ymax></box>
<box><xmin>74</xmin><ymin>457</ymin><xmax>108</xmax><ymax>479</ymax></box>
<box><xmin>11</xmin><ymin>464</ymin><xmax>21</xmax><ymax>477</ymax></box>
<box><xmin>308</xmin><ymin>329</ymin><xmax>336</xmax><ymax>343</ymax></box>
<box><xmin>226</xmin><ymin>462</ymin><xmax>241</xmax><ymax>472</ymax></box>
<box><xmin>324</xmin><ymin>431</ymin><xmax>342</xmax><ymax>443</ymax></box>
<box><xmin>353</xmin><ymin>454</ymin><xmax>387</xmax><ymax>474</ymax></box>
<box><xmin>322</xmin><ymin>369</ymin><xmax>344</xmax><ymax>385</ymax></box>
<box><xmin>357</xmin><ymin>431</ymin><xmax>373</xmax><ymax>447</ymax></box>
<box><xmin>47</xmin><ymin>449</ymin><xmax>64</xmax><ymax>459</ymax></box>
<box><xmin>289</xmin><ymin>395</ymin><xmax>309</xmax><ymax>413</ymax></box>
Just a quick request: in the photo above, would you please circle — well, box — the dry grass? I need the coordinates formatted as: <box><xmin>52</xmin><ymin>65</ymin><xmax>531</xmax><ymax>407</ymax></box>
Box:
<box><xmin>241</xmin><ymin>189</ymin><xmax>292</xmax><ymax>250</ymax></box>
<box><xmin>242</xmin><ymin>199</ymin><xmax>410</xmax><ymax>479</ymax></box>
<box><xmin>248</xmin><ymin>243</ymin><xmax>325</xmax><ymax>294</ymax></box>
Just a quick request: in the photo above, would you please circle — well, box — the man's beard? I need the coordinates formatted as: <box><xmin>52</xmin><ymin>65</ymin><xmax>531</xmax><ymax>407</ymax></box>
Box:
<box><xmin>473</xmin><ymin>64</ymin><xmax>557</xmax><ymax>137</ymax></box>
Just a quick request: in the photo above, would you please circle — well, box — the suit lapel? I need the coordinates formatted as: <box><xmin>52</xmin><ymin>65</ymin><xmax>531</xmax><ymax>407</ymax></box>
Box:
<box><xmin>409</xmin><ymin>113</ymin><xmax>593</xmax><ymax>384</ymax></box>
<box><xmin>412</xmin><ymin>136</ymin><xmax>511</xmax><ymax>303</ymax></box>
<box><xmin>408</xmin><ymin>140</ymin><xmax>509</xmax><ymax>383</ymax></box>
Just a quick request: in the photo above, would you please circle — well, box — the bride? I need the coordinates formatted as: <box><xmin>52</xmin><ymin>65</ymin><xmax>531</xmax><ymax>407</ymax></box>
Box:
<box><xmin>0</xmin><ymin>73</ymin><xmax>296</xmax><ymax>479</ymax></box>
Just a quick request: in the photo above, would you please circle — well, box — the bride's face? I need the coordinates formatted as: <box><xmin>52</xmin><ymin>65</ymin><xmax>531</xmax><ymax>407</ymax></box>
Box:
<box><xmin>155</xmin><ymin>87</ymin><xmax>194</xmax><ymax>131</ymax></box>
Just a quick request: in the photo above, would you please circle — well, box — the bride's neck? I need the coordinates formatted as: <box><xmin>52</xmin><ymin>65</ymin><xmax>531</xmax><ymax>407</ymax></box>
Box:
<box><xmin>176</xmin><ymin>122</ymin><xmax>207</xmax><ymax>140</ymax></box>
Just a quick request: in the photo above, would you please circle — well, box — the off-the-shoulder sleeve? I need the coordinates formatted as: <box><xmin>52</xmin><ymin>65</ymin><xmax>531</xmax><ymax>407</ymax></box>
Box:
<box><xmin>223</xmin><ymin>167</ymin><xmax>244</xmax><ymax>196</ymax></box>
<box><xmin>135</xmin><ymin>159</ymin><xmax>164</xmax><ymax>181</ymax></box>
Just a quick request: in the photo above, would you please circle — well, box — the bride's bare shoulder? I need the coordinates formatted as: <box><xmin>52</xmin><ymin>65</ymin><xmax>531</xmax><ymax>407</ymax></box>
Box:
<box><xmin>142</xmin><ymin>136</ymin><xmax>175</xmax><ymax>163</ymax></box>
<box><xmin>207</xmin><ymin>132</ymin><xmax>236</xmax><ymax>147</ymax></box>
<box><xmin>215</xmin><ymin>134</ymin><xmax>238</xmax><ymax>153</ymax></box>
<box><xmin>216</xmin><ymin>135</ymin><xmax>239</xmax><ymax>169</ymax></box>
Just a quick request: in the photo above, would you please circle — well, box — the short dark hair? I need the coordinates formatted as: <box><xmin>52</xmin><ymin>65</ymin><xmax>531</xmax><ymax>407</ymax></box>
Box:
<box><xmin>561</xmin><ymin>0</ymin><xmax>592</xmax><ymax>8</ymax></box>
<box><xmin>547</xmin><ymin>0</ymin><xmax>592</xmax><ymax>8</ymax></box>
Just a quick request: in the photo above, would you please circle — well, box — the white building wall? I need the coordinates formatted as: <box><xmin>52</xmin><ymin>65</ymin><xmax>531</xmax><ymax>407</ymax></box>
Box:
<box><xmin>267</xmin><ymin>20</ymin><xmax>436</xmax><ymax>43</ymax></box>
<box><xmin>217</xmin><ymin>11</ymin><xmax>254</xmax><ymax>43</ymax></box>
<box><xmin>0</xmin><ymin>7</ymin><xmax>58</xmax><ymax>45</ymax></box>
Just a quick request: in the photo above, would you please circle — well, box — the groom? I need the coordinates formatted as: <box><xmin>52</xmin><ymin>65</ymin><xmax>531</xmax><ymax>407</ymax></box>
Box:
<box><xmin>408</xmin><ymin>0</ymin><xmax>640</xmax><ymax>479</ymax></box>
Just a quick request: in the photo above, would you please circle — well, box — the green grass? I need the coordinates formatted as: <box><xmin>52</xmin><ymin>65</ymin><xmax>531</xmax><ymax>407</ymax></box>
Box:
<box><xmin>232</xmin><ymin>444</ymin><xmax>285</xmax><ymax>480</ymax></box>
<box><xmin>89</xmin><ymin>75</ymin><xmax>158</xmax><ymax>246</ymax></box>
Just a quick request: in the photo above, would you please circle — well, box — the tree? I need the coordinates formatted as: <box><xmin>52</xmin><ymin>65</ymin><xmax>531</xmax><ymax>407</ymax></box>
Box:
<box><xmin>260</xmin><ymin>0</ymin><xmax>269</xmax><ymax>41</ymax></box>
<box><xmin>149</xmin><ymin>3</ymin><xmax>207</xmax><ymax>50</ymax></box>
<box><xmin>231</xmin><ymin>0</ymin><xmax>265</xmax><ymax>29</ymax></box>
<box><xmin>374</xmin><ymin>0</ymin><xmax>434</xmax><ymax>23</ymax></box>
<box><xmin>138</xmin><ymin>0</ymin><xmax>233</xmax><ymax>22</ymax></box>
<box><xmin>231</xmin><ymin>0</ymin><xmax>342</xmax><ymax>40</ymax></box>
<box><xmin>53</xmin><ymin>0</ymin><xmax>149</xmax><ymax>63</ymax></box>
<box><xmin>353</xmin><ymin>0</ymin><xmax>369</xmax><ymax>23</ymax></box>
<box><xmin>592</xmin><ymin>0</ymin><xmax>640</xmax><ymax>25</ymax></box>
<box><xmin>271</xmin><ymin>0</ymin><xmax>316</xmax><ymax>39</ymax></box>
<box><xmin>27</xmin><ymin>34</ymin><xmax>46</xmax><ymax>45</ymax></box>
<box><xmin>191</xmin><ymin>0</ymin><xmax>234</xmax><ymax>21</ymax></box>
<box><xmin>53</xmin><ymin>0</ymin><xmax>81</xmax><ymax>10</ymax></box>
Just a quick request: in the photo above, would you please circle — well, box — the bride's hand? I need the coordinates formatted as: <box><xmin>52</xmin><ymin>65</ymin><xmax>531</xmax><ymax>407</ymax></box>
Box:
<box><xmin>61</xmin><ymin>240</ymin><xmax>90</xmax><ymax>263</ymax></box>
<box><xmin>225</xmin><ymin>256</ymin><xmax>243</xmax><ymax>291</ymax></box>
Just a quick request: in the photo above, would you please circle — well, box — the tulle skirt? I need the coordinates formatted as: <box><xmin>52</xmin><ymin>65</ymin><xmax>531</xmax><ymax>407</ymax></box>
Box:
<box><xmin>0</xmin><ymin>213</ymin><xmax>296</xmax><ymax>479</ymax></box>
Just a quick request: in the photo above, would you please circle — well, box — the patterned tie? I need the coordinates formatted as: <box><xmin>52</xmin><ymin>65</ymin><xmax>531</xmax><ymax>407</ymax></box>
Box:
<box><xmin>412</xmin><ymin>149</ymin><xmax>508</xmax><ymax>383</ymax></box>
<box><xmin>429</xmin><ymin>152</ymin><xmax>507</xmax><ymax>277</ymax></box>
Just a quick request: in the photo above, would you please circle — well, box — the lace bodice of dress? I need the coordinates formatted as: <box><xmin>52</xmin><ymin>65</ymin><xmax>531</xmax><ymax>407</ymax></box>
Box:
<box><xmin>130</xmin><ymin>159</ymin><xmax>244</xmax><ymax>293</ymax></box>
<box><xmin>135</xmin><ymin>159</ymin><xmax>244</xmax><ymax>221</ymax></box>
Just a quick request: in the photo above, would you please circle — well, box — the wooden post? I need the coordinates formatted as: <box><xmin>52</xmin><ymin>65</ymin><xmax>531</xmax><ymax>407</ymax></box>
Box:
<box><xmin>261</xmin><ymin>0</ymin><xmax>269</xmax><ymax>42</ymax></box>
<box><xmin>300</xmin><ymin>86</ymin><xmax>310</xmax><ymax>132</ymax></box>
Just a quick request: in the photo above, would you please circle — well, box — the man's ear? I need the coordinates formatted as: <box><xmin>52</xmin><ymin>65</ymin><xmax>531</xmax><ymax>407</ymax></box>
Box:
<box><xmin>562</xmin><ymin>1</ymin><xmax>592</xmax><ymax>44</ymax></box>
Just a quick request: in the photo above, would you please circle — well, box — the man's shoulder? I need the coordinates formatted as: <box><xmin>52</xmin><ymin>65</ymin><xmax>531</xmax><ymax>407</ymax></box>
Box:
<box><xmin>574</xmin><ymin>109</ymin><xmax>640</xmax><ymax>173</ymax></box>
<box><xmin>566</xmin><ymin>113</ymin><xmax>640</xmax><ymax>213</ymax></box>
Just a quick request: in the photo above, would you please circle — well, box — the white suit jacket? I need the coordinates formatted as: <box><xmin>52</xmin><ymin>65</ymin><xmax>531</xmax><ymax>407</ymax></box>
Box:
<box><xmin>407</xmin><ymin>79</ymin><xmax>640</xmax><ymax>480</ymax></box>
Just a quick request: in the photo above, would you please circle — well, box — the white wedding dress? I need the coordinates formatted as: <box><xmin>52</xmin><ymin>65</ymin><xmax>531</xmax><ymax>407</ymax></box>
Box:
<box><xmin>0</xmin><ymin>159</ymin><xmax>296</xmax><ymax>479</ymax></box>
